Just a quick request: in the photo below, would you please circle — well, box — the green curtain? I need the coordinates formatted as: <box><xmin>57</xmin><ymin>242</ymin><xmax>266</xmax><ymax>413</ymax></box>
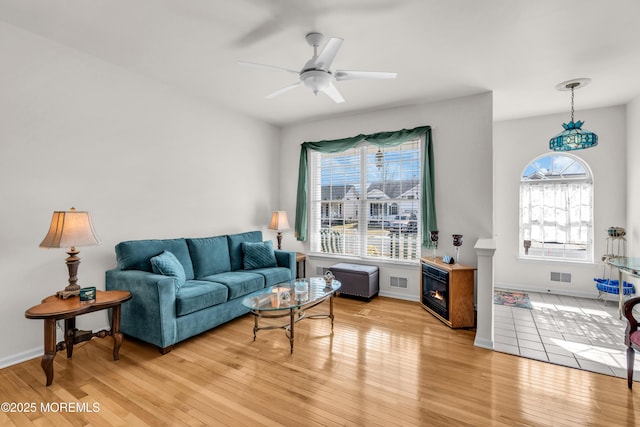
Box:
<box><xmin>295</xmin><ymin>126</ymin><xmax>437</xmax><ymax>247</ymax></box>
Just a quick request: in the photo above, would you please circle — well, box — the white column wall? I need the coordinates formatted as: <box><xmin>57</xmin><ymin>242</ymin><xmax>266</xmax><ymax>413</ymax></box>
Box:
<box><xmin>627</xmin><ymin>96</ymin><xmax>640</xmax><ymax>256</ymax></box>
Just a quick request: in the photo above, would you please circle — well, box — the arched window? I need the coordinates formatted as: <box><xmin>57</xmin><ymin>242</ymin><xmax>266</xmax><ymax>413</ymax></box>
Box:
<box><xmin>519</xmin><ymin>153</ymin><xmax>593</xmax><ymax>262</ymax></box>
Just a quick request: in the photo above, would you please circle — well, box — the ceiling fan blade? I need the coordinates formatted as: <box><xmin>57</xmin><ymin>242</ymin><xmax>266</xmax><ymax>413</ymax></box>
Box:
<box><xmin>265</xmin><ymin>82</ymin><xmax>302</xmax><ymax>99</ymax></box>
<box><xmin>320</xmin><ymin>81</ymin><xmax>345</xmax><ymax>104</ymax></box>
<box><xmin>335</xmin><ymin>70</ymin><xmax>397</xmax><ymax>81</ymax></box>
<box><xmin>237</xmin><ymin>61</ymin><xmax>299</xmax><ymax>76</ymax></box>
<box><xmin>314</xmin><ymin>37</ymin><xmax>343</xmax><ymax>70</ymax></box>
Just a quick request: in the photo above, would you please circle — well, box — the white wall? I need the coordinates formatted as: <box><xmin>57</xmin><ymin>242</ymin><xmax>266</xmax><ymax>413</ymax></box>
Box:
<box><xmin>0</xmin><ymin>23</ymin><xmax>280</xmax><ymax>365</ymax></box>
<box><xmin>493</xmin><ymin>105</ymin><xmax>627</xmax><ymax>297</ymax></box>
<box><xmin>627</xmin><ymin>96</ymin><xmax>640</xmax><ymax>256</ymax></box>
<box><xmin>280</xmin><ymin>92</ymin><xmax>494</xmax><ymax>300</ymax></box>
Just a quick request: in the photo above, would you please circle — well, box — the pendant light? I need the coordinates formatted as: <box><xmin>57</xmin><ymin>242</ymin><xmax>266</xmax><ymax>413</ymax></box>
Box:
<box><xmin>549</xmin><ymin>78</ymin><xmax>598</xmax><ymax>151</ymax></box>
<box><xmin>375</xmin><ymin>148</ymin><xmax>384</xmax><ymax>169</ymax></box>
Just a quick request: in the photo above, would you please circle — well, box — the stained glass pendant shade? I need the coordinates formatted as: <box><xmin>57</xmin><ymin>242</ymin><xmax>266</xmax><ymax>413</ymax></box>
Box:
<box><xmin>549</xmin><ymin>78</ymin><xmax>598</xmax><ymax>151</ymax></box>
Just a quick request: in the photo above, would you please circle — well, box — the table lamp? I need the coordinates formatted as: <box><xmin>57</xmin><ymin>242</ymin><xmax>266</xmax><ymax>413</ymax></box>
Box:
<box><xmin>268</xmin><ymin>211</ymin><xmax>290</xmax><ymax>250</ymax></box>
<box><xmin>39</xmin><ymin>207</ymin><xmax>101</xmax><ymax>298</ymax></box>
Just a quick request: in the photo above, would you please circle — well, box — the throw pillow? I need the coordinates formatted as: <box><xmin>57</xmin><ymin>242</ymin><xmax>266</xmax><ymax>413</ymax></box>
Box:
<box><xmin>150</xmin><ymin>250</ymin><xmax>186</xmax><ymax>291</ymax></box>
<box><xmin>242</xmin><ymin>240</ymin><xmax>277</xmax><ymax>270</ymax></box>
<box><xmin>228</xmin><ymin>231</ymin><xmax>263</xmax><ymax>271</ymax></box>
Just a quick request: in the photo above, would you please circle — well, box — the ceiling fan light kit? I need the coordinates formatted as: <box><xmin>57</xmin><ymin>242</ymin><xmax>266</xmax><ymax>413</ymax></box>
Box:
<box><xmin>239</xmin><ymin>32</ymin><xmax>397</xmax><ymax>103</ymax></box>
<box><xmin>301</xmin><ymin>69</ymin><xmax>331</xmax><ymax>94</ymax></box>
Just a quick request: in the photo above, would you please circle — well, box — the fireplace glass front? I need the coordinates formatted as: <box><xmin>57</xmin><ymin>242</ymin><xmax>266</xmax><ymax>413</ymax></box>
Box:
<box><xmin>421</xmin><ymin>263</ymin><xmax>449</xmax><ymax>320</ymax></box>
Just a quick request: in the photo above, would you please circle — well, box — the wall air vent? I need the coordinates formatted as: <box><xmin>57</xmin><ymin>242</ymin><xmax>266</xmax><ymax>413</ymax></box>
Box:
<box><xmin>550</xmin><ymin>271</ymin><xmax>572</xmax><ymax>284</ymax></box>
<box><xmin>390</xmin><ymin>276</ymin><xmax>408</xmax><ymax>288</ymax></box>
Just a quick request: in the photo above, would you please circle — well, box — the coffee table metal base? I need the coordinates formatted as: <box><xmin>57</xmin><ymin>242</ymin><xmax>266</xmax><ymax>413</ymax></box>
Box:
<box><xmin>249</xmin><ymin>294</ymin><xmax>335</xmax><ymax>353</ymax></box>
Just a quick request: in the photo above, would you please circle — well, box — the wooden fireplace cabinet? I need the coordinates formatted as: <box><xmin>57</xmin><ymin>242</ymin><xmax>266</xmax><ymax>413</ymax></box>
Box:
<box><xmin>420</xmin><ymin>257</ymin><xmax>476</xmax><ymax>328</ymax></box>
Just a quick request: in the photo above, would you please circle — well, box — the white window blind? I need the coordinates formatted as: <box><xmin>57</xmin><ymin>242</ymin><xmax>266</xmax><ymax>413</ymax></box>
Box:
<box><xmin>310</xmin><ymin>138</ymin><xmax>421</xmax><ymax>262</ymax></box>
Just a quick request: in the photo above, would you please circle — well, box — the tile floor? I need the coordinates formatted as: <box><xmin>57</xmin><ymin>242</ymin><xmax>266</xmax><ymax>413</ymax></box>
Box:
<box><xmin>493</xmin><ymin>289</ymin><xmax>640</xmax><ymax>381</ymax></box>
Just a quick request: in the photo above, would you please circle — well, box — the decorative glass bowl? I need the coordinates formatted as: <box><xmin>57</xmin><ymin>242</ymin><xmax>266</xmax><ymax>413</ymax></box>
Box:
<box><xmin>607</xmin><ymin>227</ymin><xmax>626</xmax><ymax>237</ymax></box>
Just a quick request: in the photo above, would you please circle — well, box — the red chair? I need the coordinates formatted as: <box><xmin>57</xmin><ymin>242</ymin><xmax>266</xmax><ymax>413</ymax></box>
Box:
<box><xmin>624</xmin><ymin>296</ymin><xmax>640</xmax><ymax>389</ymax></box>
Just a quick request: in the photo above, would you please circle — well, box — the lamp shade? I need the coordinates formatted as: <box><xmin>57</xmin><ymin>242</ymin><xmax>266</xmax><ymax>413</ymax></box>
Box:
<box><xmin>268</xmin><ymin>211</ymin><xmax>291</xmax><ymax>231</ymax></box>
<box><xmin>39</xmin><ymin>208</ymin><xmax>101</xmax><ymax>249</ymax></box>
<box><xmin>549</xmin><ymin>120</ymin><xmax>598</xmax><ymax>151</ymax></box>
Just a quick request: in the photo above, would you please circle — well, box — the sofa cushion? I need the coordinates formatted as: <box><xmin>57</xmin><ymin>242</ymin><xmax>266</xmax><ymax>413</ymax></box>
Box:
<box><xmin>116</xmin><ymin>238</ymin><xmax>195</xmax><ymax>280</ymax></box>
<box><xmin>187</xmin><ymin>236</ymin><xmax>231</xmax><ymax>278</ymax></box>
<box><xmin>150</xmin><ymin>251</ymin><xmax>186</xmax><ymax>291</ymax></box>
<box><xmin>227</xmin><ymin>231</ymin><xmax>262</xmax><ymax>271</ymax></box>
<box><xmin>200</xmin><ymin>271</ymin><xmax>264</xmax><ymax>300</ymax></box>
<box><xmin>176</xmin><ymin>280</ymin><xmax>229</xmax><ymax>316</ymax></box>
<box><xmin>242</xmin><ymin>240</ymin><xmax>277</xmax><ymax>270</ymax></box>
<box><xmin>251</xmin><ymin>267</ymin><xmax>292</xmax><ymax>287</ymax></box>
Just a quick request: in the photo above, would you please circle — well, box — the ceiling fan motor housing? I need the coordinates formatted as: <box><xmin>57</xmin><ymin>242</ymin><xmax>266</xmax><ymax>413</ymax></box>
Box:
<box><xmin>301</xmin><ymin>70</ymin><xmax>331</xmax><ymax>94</ymax></box>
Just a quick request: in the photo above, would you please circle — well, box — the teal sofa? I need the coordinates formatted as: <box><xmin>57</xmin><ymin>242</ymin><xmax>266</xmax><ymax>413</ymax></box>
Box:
<box><xmin>105</xmin><ymin>231</ymin><xmax>295</xmax><ymax>353</ymax></box>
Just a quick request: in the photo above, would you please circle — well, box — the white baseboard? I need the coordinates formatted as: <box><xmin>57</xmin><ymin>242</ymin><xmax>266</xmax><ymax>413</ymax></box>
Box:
<box><xmin>0</xmin><ymin>347</ymin><xmax>42</xmax><ymax>369</ymax></box>
<box><xmin>379</xmin><ymin>290</ymin><xmax>419</xmax><ymax>302</ymax></box>
<box><xmin>494</xmin><ymin>282</ymin><xmax>597</xmax><ymax>299</ymax></box>
<box><xmin>1</xmin><ymin>321</ymin><xmax>112</xmax><ymax>369</ymax></box>
<box><xmin>474</xmin><ymin>338</ymin><xmax>494</xmax><ymax>350</ymax></box>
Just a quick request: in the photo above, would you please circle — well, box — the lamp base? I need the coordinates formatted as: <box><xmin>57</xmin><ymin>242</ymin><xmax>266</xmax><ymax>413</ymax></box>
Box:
<box><xmin>57</xmin><ymin>283</ymin><xmax>81</xmax><ymax>299</ymax></box>
<box><xmin>57</xmin><ymin>248</ymin><xmax>82</xmax><ymax>299</ymax></box>
<box><xmin>57</xmin><ymin>289</ymin><xmax>80</xmax><ymax>299</ymax></box>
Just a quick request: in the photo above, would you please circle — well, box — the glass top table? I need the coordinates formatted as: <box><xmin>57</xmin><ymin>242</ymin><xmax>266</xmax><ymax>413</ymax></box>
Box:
<box><xmin>242</xmin><ymin>277</ymin><xmax>341</xmax><ymax>353</ymax></box>
<box><xmin>605</xmin><ymin>257</ymin><xmax>640</xmax><ymax>318</ymax></box>
<box><xmin>607</xmin><ymin>257</ymin><xmax>640</xmax><ymax>274</ymax></box>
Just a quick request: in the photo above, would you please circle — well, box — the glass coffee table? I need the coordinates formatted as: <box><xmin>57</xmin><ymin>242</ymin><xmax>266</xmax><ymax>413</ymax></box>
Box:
<box><xmin>242</xmin><ymin>277</ymin><xmax>341</xmax><ymax>353</ymax></box>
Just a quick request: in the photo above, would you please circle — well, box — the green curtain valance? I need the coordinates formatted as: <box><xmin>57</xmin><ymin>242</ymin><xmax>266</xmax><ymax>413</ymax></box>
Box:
<box><xmin>294</xmin><ymin>125</ymin><xmax>437</xmax><ymax>247</ymax></box>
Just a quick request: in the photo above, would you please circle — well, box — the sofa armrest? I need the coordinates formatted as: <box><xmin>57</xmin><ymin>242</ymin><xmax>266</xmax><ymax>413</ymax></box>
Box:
<box><xmin>274</xmin><ymin>250</ymin><xmax>296</xmax><ymax>281</ymax></box>
<box><xmin>105</xmin><ymin>269</ymin><xmax>178</xmax><ymax>349</ymax></box>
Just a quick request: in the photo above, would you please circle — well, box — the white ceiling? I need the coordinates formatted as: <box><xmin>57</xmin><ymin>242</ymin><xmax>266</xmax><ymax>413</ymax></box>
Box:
<box><xmin>2</xmin><ymin>0</ymin><xmax>640</xmax><ymax>126</ymax></box>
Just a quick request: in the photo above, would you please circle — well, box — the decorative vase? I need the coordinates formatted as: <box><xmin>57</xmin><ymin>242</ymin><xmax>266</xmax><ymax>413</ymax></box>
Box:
<box><xmin>452</xmin><ymin>234</ymin><xmax>463</xmax><ymax>263</ymax></box>
<box><xmin>430</xmin><ymin>230</ymin><xmax>439</xmax><ymax>259</ymax></box>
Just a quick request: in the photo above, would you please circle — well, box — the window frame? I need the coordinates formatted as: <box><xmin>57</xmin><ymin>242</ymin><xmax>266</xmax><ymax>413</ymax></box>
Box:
<box><xmin>518</xmin><ymin>152</ymin><xmax>594</xmax><ymax>263</ymax></box>
<box><xmin>308</xmin><ymin>139</ymin><xmax>422</xmax><ymax>263</ymax></box>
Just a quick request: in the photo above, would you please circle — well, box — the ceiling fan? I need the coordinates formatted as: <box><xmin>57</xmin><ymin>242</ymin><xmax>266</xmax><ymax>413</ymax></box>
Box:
<box><xmin>238</xmin><ymin>32</ymin><xmax>397</xmax><ymax>103</ymax></box>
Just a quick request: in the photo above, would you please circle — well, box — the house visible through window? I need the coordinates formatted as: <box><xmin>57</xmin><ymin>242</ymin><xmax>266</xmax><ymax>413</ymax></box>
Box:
<box><xmin>309</xmin><ymin>139</ymin><xmax>421</xmax><ymax>261</ymax></box>
<box><xmin>519</xmin><ymin>153</ymin><xmax>593</xmax><ymax>261</ymax></box>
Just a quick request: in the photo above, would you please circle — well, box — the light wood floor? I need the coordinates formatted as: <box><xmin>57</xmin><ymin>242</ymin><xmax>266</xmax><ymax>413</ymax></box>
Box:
<box><xmin>2</xmin><ymin>296</ymin><xmax>639</xmax><ymax>426</ymax></box>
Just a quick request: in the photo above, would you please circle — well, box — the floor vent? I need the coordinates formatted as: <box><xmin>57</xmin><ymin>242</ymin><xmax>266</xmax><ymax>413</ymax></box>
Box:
<box><xmin>550</xmin><ymin>271</ymin><xmax>572</xmax><ymax>284</ymax></box>
<box><xmin>390</xmin><ymin>276</ymin><xmax>408</xmax><ymax>288</ymax></box>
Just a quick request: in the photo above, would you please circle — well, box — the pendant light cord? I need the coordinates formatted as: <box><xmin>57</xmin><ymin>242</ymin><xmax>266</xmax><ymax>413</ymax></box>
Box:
<box><xmin>570</xmin><ymin>86</ymin><xmax>575</xmax><ymax>122</ymax></box>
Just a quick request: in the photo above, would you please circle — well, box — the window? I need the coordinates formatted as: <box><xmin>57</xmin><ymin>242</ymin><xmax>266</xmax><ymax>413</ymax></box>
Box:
<box><xmin>309</xmin><ymin>139</ymin><xmax>421</xmax><ymax>262</ymax></box>
<box><xmin>519</xmin><ymin>153</ymin><xmax>593</xmax><ymax>261</ymax></box>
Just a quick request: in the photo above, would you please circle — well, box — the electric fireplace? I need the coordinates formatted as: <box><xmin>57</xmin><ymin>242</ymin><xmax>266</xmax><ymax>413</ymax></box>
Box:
<box><xmin>420</xmin><ymin>257</ymin><xmax>476</xmax><ymax>328</ymax></box>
